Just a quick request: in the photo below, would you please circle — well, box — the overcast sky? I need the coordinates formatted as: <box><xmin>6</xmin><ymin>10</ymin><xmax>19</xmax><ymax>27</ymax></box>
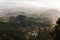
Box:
<box><xmin>0</xmin><ymin>0</ymin><xmax>60</xmax><ymax>9</ymax></box>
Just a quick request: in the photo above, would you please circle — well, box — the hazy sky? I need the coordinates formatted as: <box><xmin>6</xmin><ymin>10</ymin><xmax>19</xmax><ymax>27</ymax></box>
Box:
<box><xmin>0</xmin><ymin>0</ymin><xmax>60</xmax><ymax>9</ymax></box>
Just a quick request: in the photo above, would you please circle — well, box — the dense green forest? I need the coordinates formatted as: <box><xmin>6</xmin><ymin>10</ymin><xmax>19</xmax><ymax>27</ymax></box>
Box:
<box><xmin>0</xmin><ymin>15</ymin><xmax>59</xmax><ymax>40</ymax></box>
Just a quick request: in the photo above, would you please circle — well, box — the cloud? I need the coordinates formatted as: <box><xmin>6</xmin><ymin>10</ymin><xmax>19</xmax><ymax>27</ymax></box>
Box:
<box><xmin>0</xmin><ymin>0</ymin><xmax>60</xmax><ymax>9</ymax></box>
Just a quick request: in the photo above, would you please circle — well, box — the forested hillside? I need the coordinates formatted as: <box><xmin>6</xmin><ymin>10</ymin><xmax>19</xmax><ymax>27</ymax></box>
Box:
<box><xmin>0</xmin><ymin>14</ymin><xmax>58</xmax><ymax>40</ymax></box>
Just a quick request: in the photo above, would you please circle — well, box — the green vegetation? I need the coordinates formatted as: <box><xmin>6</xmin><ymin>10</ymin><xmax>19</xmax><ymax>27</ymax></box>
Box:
<box><xmin>0</xmin><ymin>15</ymin><xmax>59</xmax><ymax>40</ymax></box>
<box><xmin>53</xmin><ymin>18</ymin><xmax>60</xmax><ymax>40</ymax></box>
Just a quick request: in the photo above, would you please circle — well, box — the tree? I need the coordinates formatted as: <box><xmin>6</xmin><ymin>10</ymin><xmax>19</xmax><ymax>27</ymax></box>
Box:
<box><xmin>0</xmin><ymin>17</ymin><xmax>3</xmax><ymax>22</ymax></box>
<box><xmin>16</xmin><ymin>15</ymin><xmax>27</xmax><ymax>27</ymax></box>
<box><xmin>54</xmin><ymin>18</ymin><xmax>60</xmax><ymax>40</ymax></box>
<box><xmin>17</xmin><ymin>15</ymin><xmax>26</xmax><ymax>22</ymax></box>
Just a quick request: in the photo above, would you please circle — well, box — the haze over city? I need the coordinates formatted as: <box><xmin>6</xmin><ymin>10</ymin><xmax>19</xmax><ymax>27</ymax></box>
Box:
<box><xmin>0</xmin><ymin>0</ymin><xmax>60</xmax><ymax>25</ymax></box>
